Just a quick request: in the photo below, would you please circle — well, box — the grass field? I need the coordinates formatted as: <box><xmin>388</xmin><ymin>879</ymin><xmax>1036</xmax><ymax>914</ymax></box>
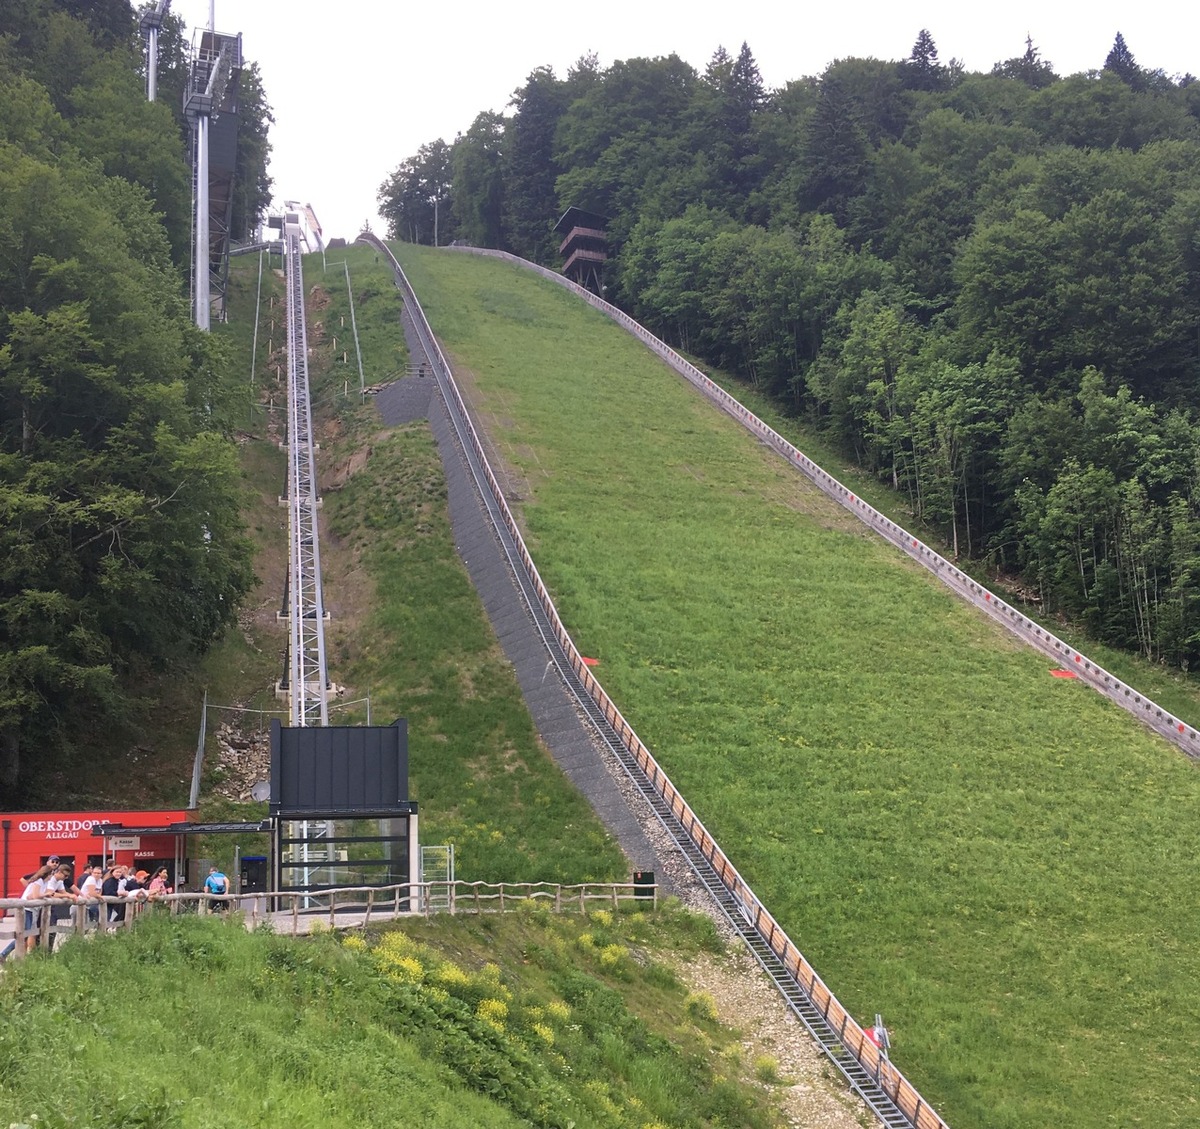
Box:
<box><xmin>392</xmin><ymin>244</ymin><xmax>1200</xmax><ymax>1128</ymax></box>
<box><xmin>0</xmin><ymin>906</ymin><xmax>808</xmax><ymax>1129</ymax></box>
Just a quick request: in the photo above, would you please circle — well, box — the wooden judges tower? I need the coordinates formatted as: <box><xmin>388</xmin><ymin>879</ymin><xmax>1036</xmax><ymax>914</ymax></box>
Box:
<box><xmin>555</xmin><ymin>206</ymin><xmax>608</xmax><ymax>296</ymax></box>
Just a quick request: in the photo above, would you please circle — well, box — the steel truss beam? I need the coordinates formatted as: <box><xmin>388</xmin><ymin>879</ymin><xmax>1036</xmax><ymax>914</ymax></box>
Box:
<box><xmin>283</xmin><ymin>228</ymin><xmax>329</xmax><ymax>727</ymax></box>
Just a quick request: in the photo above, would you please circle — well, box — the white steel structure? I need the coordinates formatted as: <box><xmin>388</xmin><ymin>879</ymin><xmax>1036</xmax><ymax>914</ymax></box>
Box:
<box><xmin>281</xmin><ymin>201</ymin><xmax>325</xmax><ymax>255</ymax></box>
<box><xmin>284</xmin><ymin>226</ymin><xmax>330</xmax><ymax>726</ymax></box>
<box><xmin>139</xmin><ymin>0</ymin><xmax>171</xmax><ymax>102</ymax></box>
<box><xmin>184</xmin><ymin>21</ymin><xmax>240</xmax><ymax>329</ymax></box>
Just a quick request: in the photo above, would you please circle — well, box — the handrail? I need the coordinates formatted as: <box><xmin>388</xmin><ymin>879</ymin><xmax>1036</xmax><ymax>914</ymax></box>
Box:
<box><xmin>0</xmin><ymin>880</ymin><xmax>657</xmax><ymax>961</ymax></box>
<box><xmin>445</xmin><ymin>245</ymin><xmax>1200</xmax><ymax>762</ymax></box>
<box><xmin>358</xmin><ymin>233</ymin><xmax>950</xmax><ymax>1129</ymax></box>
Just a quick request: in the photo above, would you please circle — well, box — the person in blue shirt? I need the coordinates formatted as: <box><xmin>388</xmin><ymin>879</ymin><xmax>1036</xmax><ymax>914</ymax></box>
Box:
<box><xmin>204</xmin><ymin>866</ymin><xmax>230</xmax><ymax>913</ymax></box>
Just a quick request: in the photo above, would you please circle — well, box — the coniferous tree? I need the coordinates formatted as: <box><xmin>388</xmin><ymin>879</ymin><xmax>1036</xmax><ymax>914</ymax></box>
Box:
<box><xmin>699</xmin><ymin>42</ymin><xmax>767</xmax><ymax>205</ymax></box>
<box><xmin>1104</xmin><ymin>32</ymin><xmax>1142</xmax><ymax>88</ymax></box>
<box><xmin>992</xmin><ymin>35</ymin><xmax>1058</xmax><ymax>89</ymax></box>
<box><xmin>902</xmin><ymin>28</ymin><xmax>947</xmax><ymax>92</ymax></box>
<box><xmin>800</xmin><ymin>73</ymin><xmax>869</xmax><ymax>223</ymax></box>
<box><xmin>503</xmin><ymin>66</ymin><xmax>570</xmax><ymax>262</ymax></box>
<box><xmin>451</xmin><ymin>111</ymin><xmax>506</xmax><ymax>247</ymax></box>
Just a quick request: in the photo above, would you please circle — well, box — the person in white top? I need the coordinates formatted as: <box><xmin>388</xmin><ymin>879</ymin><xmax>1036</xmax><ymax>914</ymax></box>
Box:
<box><xmin>9</xmin><ymin>864</ymin><xmax>54</xmax><ymax>957</ymax></box>
<box><xmin>41</xmin><ymin>865</ymin><xmax>75</xmax><ymax>952</ymax></box>
<box><xmin>79</xmin><ymin>866</ymin><xmax>103</xmax><ymax>928</ymax></box>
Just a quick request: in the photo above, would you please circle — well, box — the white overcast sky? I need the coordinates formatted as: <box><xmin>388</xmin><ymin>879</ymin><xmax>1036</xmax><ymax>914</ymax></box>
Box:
<box><xmin>169</xmin><ymin>1</ymin><xmax>1197</xmax><ymax>243</ymax></box>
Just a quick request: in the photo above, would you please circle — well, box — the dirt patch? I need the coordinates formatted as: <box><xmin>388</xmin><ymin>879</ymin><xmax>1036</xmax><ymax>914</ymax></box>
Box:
<box><xmin>210</xmin><ymin>721</ymin><xmax>272</xmax><ymax>800</ymax></box>
<box><xmin>678</xmin><ymin>948</ymin><xmax>870</xmax><ymax>1129</ymax></box>
<box><xmin>324</xmin><ymin>445</ymin><xmax>371</xmax><ymax>492</ymax></box>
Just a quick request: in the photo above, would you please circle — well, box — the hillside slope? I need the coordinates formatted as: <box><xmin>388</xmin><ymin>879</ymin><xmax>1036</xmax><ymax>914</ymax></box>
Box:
<box><xmin>392</xmin><ymin>242</ymin><xmax>1200</xmax><ymax>1129</ymax></box>
<box><xmin>0</xmin><ymin>907</ymin><xmax>866</xmax><ymax>1128</ymax></box>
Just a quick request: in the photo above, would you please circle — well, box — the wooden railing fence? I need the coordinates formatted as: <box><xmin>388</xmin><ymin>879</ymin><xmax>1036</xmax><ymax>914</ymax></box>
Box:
<box><xmin>0</xmin><ymin>880</ymin><xmax>656</xmax><ymax>962</ymax></box>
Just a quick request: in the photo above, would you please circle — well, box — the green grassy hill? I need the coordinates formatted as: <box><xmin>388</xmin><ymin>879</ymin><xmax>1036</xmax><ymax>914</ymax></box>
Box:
<box><xmin>1</xmin><ymin>249</ymin><xmax>870</xmax><ymax>1129</ymax></box>
<box><xmin>391</xmin><ymin>243</ymin><xmax>1200</xmax><ymax>1129</ymax></box>
<box><xmin>1</xmin><ymin>906</ymin><xmax>836</xmax><ymax>1129</ymax></box>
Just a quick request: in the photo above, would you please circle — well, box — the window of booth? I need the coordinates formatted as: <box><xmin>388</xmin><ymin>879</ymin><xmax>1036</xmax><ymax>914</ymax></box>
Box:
<box><xmin>278</xmin><ymin>817</ymin><xmax>409</xmax><ymax>891</ymax></box>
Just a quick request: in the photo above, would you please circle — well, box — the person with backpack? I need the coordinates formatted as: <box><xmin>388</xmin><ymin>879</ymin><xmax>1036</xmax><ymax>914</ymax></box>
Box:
<box><xmin>204</xmin><ymin>866</ymin><xmax>230</xmax><ymax>913</ymax></box>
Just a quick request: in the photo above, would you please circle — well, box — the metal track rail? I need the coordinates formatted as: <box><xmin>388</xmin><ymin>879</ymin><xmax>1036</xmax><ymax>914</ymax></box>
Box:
<box><xmin>360</xmin><ymin>234</ymin><xmax>944</xmax><ymax>1129</ymax></box>
<box><xmin>284</xmin><ymin>227</ymin><xmax>329</xmax><ymax>727</ymax></box>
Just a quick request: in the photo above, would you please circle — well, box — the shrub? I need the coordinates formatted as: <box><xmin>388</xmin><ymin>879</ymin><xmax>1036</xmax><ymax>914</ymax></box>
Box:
<box><xmin>685</xmin><ymin>992</ymin><xmax>719</xmax><ymax>1023</ymax></box>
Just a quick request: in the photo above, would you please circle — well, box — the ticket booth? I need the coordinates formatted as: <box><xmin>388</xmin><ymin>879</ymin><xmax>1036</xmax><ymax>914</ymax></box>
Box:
<box><xmin>0</xmin><ymin>809</ymin><xmax>187</xmax><ymax>906</ymax></box>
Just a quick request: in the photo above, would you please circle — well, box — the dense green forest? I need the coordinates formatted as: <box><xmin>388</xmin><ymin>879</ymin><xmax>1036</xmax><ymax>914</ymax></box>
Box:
<box><xmin>0</xmin><ymin>0</ymin><xmax>273</xmax><ymax>802</ymax></box>
<box><xmin>380</xmin><ymin>32</ymin><xmax>1200</xmax><ymax>670</ymax></box>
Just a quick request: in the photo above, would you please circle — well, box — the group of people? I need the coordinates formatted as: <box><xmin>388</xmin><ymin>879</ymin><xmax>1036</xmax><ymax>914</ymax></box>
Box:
<box><xmin>1</xmin><ymin>857</ymin><xmax>178</xmax><ymax>961</ymax></box>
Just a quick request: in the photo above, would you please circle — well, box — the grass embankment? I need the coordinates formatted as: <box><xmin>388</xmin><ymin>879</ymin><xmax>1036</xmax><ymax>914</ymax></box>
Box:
<box><xmin>393</xmin><ymin>244</ymin><xmax>1200</xmax><ymax>1129</ymax></box>
<box><xmin>713</xmin><ymin>377</ymin><xmax>1200</xmax><ymax>730</ymax></box>
<box><xmin>296</xmin><ymin>246</ymin><xmax>629</xmax><ymax>883</ymax></box>
<box><xmin>0</xmin><ymin>905</ymin><xmax>810</xmax><ymax>1129</ymax></box>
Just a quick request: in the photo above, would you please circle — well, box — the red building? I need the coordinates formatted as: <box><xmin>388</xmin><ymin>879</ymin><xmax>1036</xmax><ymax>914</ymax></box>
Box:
<box><xmin>1</xmin><ymin>809</ymin><xmax>187</xmax><ymax>903</ymax></box>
